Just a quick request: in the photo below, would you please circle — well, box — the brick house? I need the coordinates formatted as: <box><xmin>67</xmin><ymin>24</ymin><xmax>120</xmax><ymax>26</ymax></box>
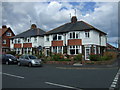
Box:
<box><xmin>10</xmin><ymin>24</ymin><xmax>46</xmax><ymax>55</ymax></box>
<box><xmin>1</xmin><ymin>25</ymin><xmax>15</xmax><ymax>53</ymax></box>
<box><xmin>44</xmin><ymin>16</ymin><xmax>107</xmax><ymax>60</ymax></box>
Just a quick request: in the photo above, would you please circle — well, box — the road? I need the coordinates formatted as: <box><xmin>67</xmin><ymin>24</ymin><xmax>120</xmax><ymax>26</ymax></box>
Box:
<box><xmin>1</xmin><ymin>64</ymin><xmax>120</xmax><ymax>90</ymax></box>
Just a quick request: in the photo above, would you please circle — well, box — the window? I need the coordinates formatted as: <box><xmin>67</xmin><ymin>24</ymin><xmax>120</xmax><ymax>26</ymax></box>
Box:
<box><xmin>46</xmin><ymin>36</ymin><xmax>49</xmax><ymax>41</ymax></box>
<box><xmin>11</xmin><ymin>39</ymin><xmax>14</xmax><ymax>44</ymax></box>
<box><xmin>85</xmin><ymin>31</ymin><xmax>90</xmax><ymax>38</ymax></box>
<box><xmin>53</xmin><ymin>34</ymin><xmax>57</xmax><ymax>41</ymax></box>
<box><xmin>24</xmin><ymin>38</ymin><xmax>27</xmax><ymax>42</ymax></box>
<box><xmin>14</xmin><ymin>39</ymin><xmax>17</xmax><ymax>44</ymax></box>
<box><xmin>3</xmin><ymin>40</ymin><xmax>6</xmax><ymax>44</ymax></box>
<box><xmin>53</xmin><ymin>34</ymin><xmax>62</xmax><ymax>41</ymax></box>
<box><xmin>34</xmin><ymin>37</ymin><xmax>37</xmax><ymax>42</ymax></box>
<box><xmin>69</xmin><ymin>45</ymin><xmax>81</xmax><ymax>55</ymax></box>
<box><xmin>53</xmin><ymin>46</ymin><xmax>63</xmax><ymax>53</ymax></box>
<box><xmin>53</xmin><ymin>46</ymin><xmax>57</xmax><ymax>53</ymax></box>
<box><xmin>18</xmin><ymin>39</ymin><xmax>21</xmax><ymax>43</ymax></box>
<box><xmin>69</xmin><ymin>32</ymin><xmax>80</xmax><ymax>39</ymax></box>
<box><xmin>6</xmin><ymin>32</ymin><xmax>11</xmax><ymax>36</ymax></box>
<box><xmin>58</xmin><ymin>46</ymin><xmax>62</xmax><ymax>53</ymax></box>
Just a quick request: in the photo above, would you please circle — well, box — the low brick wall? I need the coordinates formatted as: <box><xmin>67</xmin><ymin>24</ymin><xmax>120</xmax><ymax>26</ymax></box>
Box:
<box><xmin>46</xmin><ymin>61</ymin><xmax>75</xmax><ymax>65</ymax></box>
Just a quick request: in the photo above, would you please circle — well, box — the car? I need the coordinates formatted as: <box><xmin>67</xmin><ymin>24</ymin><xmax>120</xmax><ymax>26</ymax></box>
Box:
<box><xmin>17</xmin><ymin>55</ymin><xmax>43</xmax><ymax>67</ymax></box>
<box><xmin>2</xmin><ymin>54</ymin><xmax>18</xmax><ymax>65</ymax></box>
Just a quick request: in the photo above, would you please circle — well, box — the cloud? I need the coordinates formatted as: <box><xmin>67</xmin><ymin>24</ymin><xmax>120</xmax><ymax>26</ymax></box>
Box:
<box><xmin>2</xmin><ymin>1</ymin><xmax>118</xmax><ymax>45</ymax></box>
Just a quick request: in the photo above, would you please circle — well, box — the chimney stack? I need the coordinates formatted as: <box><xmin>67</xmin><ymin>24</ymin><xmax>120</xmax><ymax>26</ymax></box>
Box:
<box><xmin>2</xmin><ymin>25</ymin><xmax>7</xmax><ymax>29</ymax></box>
<box><xmin>71</xmin><ymin>16</ymin><xmax>77</xmax><ymax>23</ymax></box>
<box><xmin>31</xmin><ymin>24</ymin><xmax>37</xmax><ymax>29</ymax></box>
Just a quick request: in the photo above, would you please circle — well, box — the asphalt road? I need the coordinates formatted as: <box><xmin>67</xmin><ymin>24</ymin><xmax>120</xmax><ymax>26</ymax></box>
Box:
<box><xmin>1</xmin><ymin>64</ymin><xmax>120</xmax><ymax>90</ymax></box>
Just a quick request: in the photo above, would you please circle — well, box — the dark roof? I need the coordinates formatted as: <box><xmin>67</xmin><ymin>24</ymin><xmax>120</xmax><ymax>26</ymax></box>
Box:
<box><xmin>12</xmin><ymin>28</ymin><xmax>46</xmax><ymax>38</ymax></box>
<box><xmin>46</xmin><ymin>21</ymin><xmax>107</xmax><ymax>35</ymax></box>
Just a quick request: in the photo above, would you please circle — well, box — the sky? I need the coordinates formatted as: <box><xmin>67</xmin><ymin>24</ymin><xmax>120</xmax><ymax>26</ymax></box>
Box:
<box><xmin>1</xmin><ymin>1</ymin><xmax>119</xmax><ymax>47</ymax></box>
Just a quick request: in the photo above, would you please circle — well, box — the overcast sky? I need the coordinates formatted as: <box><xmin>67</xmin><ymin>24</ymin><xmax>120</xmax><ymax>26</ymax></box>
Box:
<box><xmin>1</xmin><ymin>1</ymin><xmax>119</xmax><ymax>47</ymax></box>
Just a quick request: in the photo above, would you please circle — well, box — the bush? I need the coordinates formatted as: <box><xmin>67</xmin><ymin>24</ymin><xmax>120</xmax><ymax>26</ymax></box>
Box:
<box><xmin>89</xmin><ymin>54</ymin><xmax>100</xmax><ymax>61</ymax></box>
<box><xmin>103</xmin><ymin>51</ymin><xmax>117</xmax><ymax>59</ymax></box>
<box><xmin>74</xmin><ymin>54</ymin><xmax>82</xmax><ymax>61</ymax></box>
<box><xmin>98</xmin><ymin>56</ymin><xmax>110</xmax><ymax>61</ymax></box>
<box><xmin>51</xmin><ymin>53</ymin><xmax>64</xmax><ymax>61</ymax></box>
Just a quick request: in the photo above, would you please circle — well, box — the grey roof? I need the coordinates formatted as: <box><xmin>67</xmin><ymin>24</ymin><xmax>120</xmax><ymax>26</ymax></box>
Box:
<box><xmin>46</xmin><ymin>21</ymin><xmax>107</xmax><ymax>35</ymax></box>
<box><xmin>12</xmin><ymin>28</ymin><xmax>46</xmax><ymax>38</ymax></box>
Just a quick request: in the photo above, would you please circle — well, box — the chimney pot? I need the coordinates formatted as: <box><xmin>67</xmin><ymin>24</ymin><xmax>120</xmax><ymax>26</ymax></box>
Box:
<box><xmin>71</xmin><ymin>16</ymin><xmax>77</xmax><ymax>23</ymax></box>
<box><xmin>31</xmin><ymin>24</ymin><xmax>37</xmax><ymax>29</ymax></box>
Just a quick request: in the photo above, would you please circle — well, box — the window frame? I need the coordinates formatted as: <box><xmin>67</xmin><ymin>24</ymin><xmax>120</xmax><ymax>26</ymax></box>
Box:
<box><xmin>3</xmin><ymin>40</ymin><xmax>6</xmax><ymax>44</ymax></box>
<box><xmin>6</xmin><ymin>32</ymin><xmax>11</xmax><ymax>36</ymax></box>
<box><xmin>69</xmin><ymin>32</ymin><xmax>80</xmax><ymax>39</ymax></box>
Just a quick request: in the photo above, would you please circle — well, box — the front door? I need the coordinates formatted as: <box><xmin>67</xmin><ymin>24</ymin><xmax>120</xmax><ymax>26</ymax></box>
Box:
<box><xmin>85</xmin><ymin>47</ymin><xmax>90</xmax><ymax>60</ymax></box>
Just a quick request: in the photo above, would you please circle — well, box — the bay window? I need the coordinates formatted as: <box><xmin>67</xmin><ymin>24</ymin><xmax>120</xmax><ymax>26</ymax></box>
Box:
<box><xmin>69</xmin><ymin>45</ymin><xmax>81</xmax><ymax>55</ymax></box>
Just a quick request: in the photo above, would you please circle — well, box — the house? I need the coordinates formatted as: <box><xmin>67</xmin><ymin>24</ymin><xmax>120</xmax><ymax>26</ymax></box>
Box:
<box><xmin>106</xmin><ymin>43</ymin><xmax>117</xmax><ymax>51</ymax></box>
<box><xmin>1</xmin><ymin>25</ymin><xmax>15</xmax><ymax>53</ymax></box>
<box><xmin>44</xmin><ymin>16</ymin><xmax>107</xmax><ymax>60</ymax></box>
<box><xmin>10</xmin><ymin>24</ymin><xmax>46</xmax><ymax>55</ymax></box>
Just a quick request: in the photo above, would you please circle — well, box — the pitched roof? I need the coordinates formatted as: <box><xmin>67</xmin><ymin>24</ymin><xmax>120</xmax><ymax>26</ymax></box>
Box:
<box><xmin>0</xmin><ymin>27</ymin><xmax>15</xmax><ymax>36</ymax></box>
<box><xmin>12</xmin><ymin>28</ymin><xmax>46</xmax><ymax>38</ymax></box>
<box><xmin>46</xmin><ymin>20</ymin><xmax>107</xmax><ymax>35</ymax></box>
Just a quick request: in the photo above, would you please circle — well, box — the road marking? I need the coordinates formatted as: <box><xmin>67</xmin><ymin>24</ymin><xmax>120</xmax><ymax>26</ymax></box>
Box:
<box><xmin>109</xmin><ymin>68</ymin><xmax>120</xmax><ymax>89</ymax></box>
<box><xmin>0</xmin><ymin>72</ymin><xmax>24</xmax><ymax>79</ymax></box>
<box><xmin>45</xmin><ymin>82</ymin><xmax>82</xmax><ymax>90</ymax></box>
<box><xmin>56</xmin><ymin>67</ymin><xmax>117</xmax><ymax>70</ymax></box>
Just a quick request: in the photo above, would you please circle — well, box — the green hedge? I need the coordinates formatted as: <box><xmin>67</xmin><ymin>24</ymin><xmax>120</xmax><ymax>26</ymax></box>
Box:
<box><xmin>74</xmin><ymin>54</ymin><xmax>82</xmax><ymax>61</ymax></box>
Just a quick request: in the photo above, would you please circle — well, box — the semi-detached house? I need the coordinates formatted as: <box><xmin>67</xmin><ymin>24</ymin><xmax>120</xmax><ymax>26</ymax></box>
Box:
<box><xmin>10</xmin><ymin>24</ymin><xmax>46</xmax><ymax>55</ymax></box>
<box><xmin>44</xmin><ymin>16</ymin><xmax>107</xmax><ymax>60</ymax></box>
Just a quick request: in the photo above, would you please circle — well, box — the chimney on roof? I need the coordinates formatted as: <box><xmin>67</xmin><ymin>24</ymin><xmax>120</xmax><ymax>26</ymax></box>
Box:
<box><xmin>31</xmin><ymin>24</ymin><xmax>37</xmax><ymax>29</ymax></box>
<box><xmin>71</xmin><ymin>16</ymin><xmax>77</xmax><ymax>23</ymax></box>
<box><xmin>2</xmin><ymin>25</ymin><xmax>7</xmax><ymax>28</ymax></box>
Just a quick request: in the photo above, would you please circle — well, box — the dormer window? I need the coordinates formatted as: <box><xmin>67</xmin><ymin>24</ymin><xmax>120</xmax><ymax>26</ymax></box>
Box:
<box><xmin>6</xmin><ymin>32</ymin><xmax>11</xmax><ymax>36</ymax></box>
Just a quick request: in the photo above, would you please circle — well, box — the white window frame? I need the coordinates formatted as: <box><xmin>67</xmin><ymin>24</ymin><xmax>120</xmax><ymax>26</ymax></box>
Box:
<box><xmin>69</xmin><ymin>32</ymin><xmax>80</xmax><ymax>39</ymax></box>
<box><xmin>46</xmin><ymin>36</ymin><xmax>49</xmax><ymax>41</ymax></box>
<box><xmin>3</xmin><ymin>40</ymin><xmax>6</xmax><ymax>44</ymax></box>
<box><xmin>53</xmin><ymin>34</ymin><xmax>62</xmax><ymax>41</ymax></box>
<box><xmin>52</xmin><ymin>46</ymin><xmax>63</xmax><ymax>54</ymax></box>
<box><xmin>85</xmin><ymin>31</ymin><xmax>90</xmax><ymax>38</ymax></box>
<box><xmin>69</xmin><ymin>45</ymin><xmax>81</xmax><ymax>55</ymax></box>
<box><xmin>6</xmin><ymin>32</ymin><xmax>11</xmax><ymax>36</ymax></box>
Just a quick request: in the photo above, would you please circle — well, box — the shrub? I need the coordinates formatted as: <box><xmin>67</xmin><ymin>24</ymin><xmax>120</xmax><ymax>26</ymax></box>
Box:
<box><xmin>103</xmin><ymin>51</ymin><xmax>117</xmax><ymax>59</ymax></box>
<box><xmin>74</xmin><ymin>54</ymin><xmax>82</xmax><ymax>61</ymax></box>
<box><xmin>51</xmin><ymin>53</ymin><xmax>64</xmax><ymax>61</ymax></box>
<box><xmin>6</xmin><ymin>51</ymin><xmax>16</xmax><ymax>55</ymax></box>
<box><xmin>89</xmin><ymin>54</ymin><xmax>100</xmax><ymax>61</ymax></box>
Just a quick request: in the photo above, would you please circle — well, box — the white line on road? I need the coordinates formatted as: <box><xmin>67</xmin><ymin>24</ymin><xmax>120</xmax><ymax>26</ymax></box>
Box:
<box><xmin>45</xmin><ymin>82</ymin><xmax>82</xmax><ymax>90</ymax></box>
<box><xmin>0</xmin><ymin>72</ymin><xmax>24</xmax><ymax>79</ymax></box>
<box><xmin>109</xmin><ymin>68</ymin><xmax>120</xmax><ymax>89</ymax></box>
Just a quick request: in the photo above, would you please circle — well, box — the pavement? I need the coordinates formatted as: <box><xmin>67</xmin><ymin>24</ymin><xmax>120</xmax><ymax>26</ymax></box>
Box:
<box><xmin>1</xmin><ymin>62</ymin><xmax>120</xmax><ymax>90</ymax></box>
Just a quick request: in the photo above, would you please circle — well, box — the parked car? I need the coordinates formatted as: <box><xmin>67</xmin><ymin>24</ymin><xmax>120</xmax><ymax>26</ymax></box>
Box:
<box><xmin>2</xmin><ymin>54</ymin><xmax>18</xmax><ymax>65</ymax></box>
<box><xmin>17</xmin><ymin>55</ymin><xmax>43</xmax><ymax>67</ymax></box>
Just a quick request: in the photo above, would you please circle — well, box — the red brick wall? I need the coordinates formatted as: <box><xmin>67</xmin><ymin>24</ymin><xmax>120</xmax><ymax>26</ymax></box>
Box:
<box><xmin>68</xmin><ymin>39</ymin><xmax>82</xmax><ymax>45</ymax></box>
<box><xmin>14</xmin><ymin>44</ymin><xmax>22</xmax><ymax>48</ymax></box>
<box><xmin>52</xmin><ymin>41</ymin><xmax>63</xmax><ymax>46</ymax></box>
<box><xmin>23</xmin><ymin>43</ymin><xmax>32</xmax><ymax>48</ymax></box>
<box><xmin>2</xmin><ymin>29</ymin><xmax>15</xmax><ymax>47</ymax></box>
